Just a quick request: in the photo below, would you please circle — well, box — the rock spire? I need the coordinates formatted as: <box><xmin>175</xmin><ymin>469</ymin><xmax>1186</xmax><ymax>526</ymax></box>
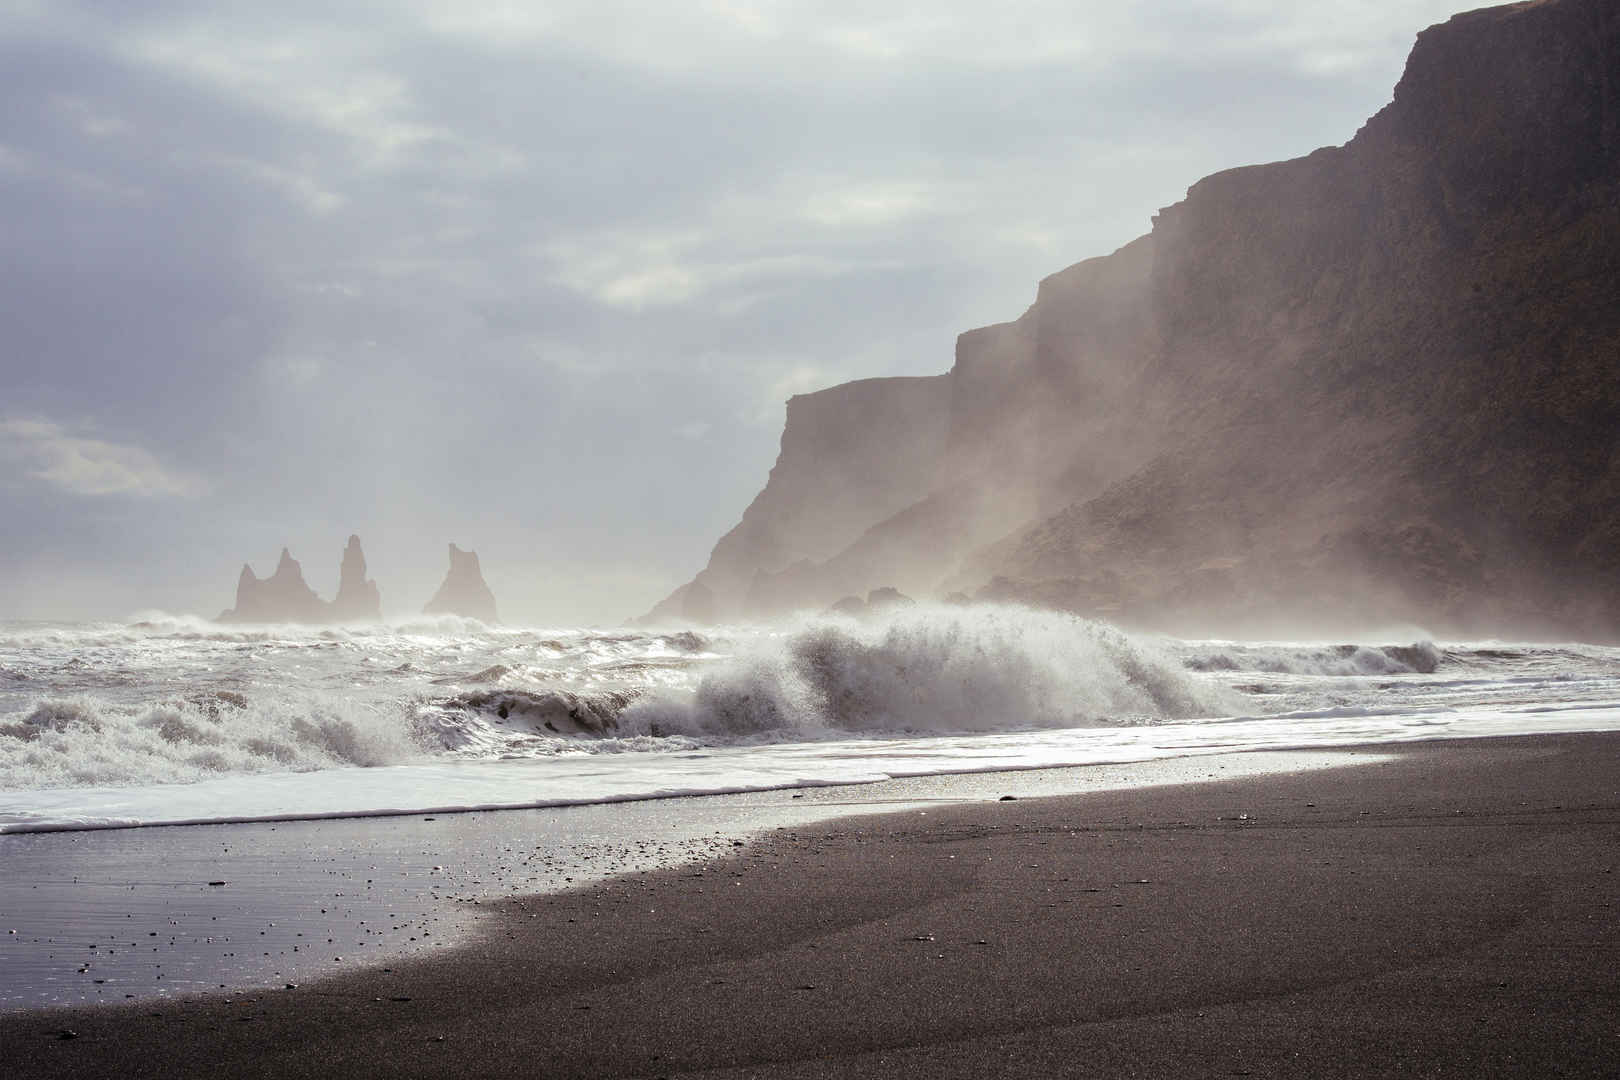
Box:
<box><xmin>422</xmin><ymin>543</ymin><xmax>499</xmax><ymax>623</ymax></box>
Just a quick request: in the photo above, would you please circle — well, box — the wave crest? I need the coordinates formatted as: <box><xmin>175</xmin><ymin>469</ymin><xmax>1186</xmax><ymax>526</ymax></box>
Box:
<box><xmin>622</xmin><ymin>606</ymin><xmax>1236</xmax><ymax>739</ymax></box>
<box><xmin>0</xmin><ymin>693</ymin><xmax>424</xmax><ymax>789</ymax></box>
<box><xmin>1182</xmin><ymin>641</ymin><xmax>1441</xmax><ymax>676</ymax></box>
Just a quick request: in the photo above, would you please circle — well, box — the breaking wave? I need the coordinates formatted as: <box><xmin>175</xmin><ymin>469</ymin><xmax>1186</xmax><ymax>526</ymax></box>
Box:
<box><xmin>620</xmin><ymin>606</ymin><xmax>1238</xmax><ymax>739</ymax></box>
<box><xmin>0</xmin><ymin>693</ymin><xmax>424</xmax><ymax>789</ymax></box>
<box><xmin>1181</xmin><ymin>641</ymin><xmax>1442</xmax><ymax>676</ymax></box>
<box><xmin>0</xmin><ymin>607</ymin><xmax>1256</xmax><ymax>789</ymax></box>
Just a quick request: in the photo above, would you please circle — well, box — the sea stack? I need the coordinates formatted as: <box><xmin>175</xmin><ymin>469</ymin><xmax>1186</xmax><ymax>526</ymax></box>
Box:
<box><xmin>218</xmin><ymin>548</ymin><xmax>329</xmax><ymax>623</ymax></box>
<box><xmin>423</xmin><ymin>544</ymin><xmax>499</xmax><ymax>623</ymax></box>
<box><xmin>330</xmin><ymin>534</ymin><xmax>383</xmax><ymax>622</ymax></box>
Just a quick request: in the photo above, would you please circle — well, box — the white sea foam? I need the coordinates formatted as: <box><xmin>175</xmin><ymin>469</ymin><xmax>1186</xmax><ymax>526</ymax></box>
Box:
<box><xmin>622</xmin><ymin>606</ymin><xmax>1236</xmax><ymax>738</ymax></box>
<box><xmin>0</xmin><ymin>693</ymin><xmax>423</xmax><ymax>789</ymax></box>
<box><xmin>1181</xmin><ymin>640</ymin><xmax>1442</xmax><ymax>676</ymax></box>
<box><xmin>7</xmin><ymin>610</ymin><xmax>1620</xmax><ymax>831</ymax></box>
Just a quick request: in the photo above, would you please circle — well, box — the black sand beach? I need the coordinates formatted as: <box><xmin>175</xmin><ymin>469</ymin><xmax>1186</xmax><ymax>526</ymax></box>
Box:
<box><xmin>3</xmin><ymin>733</ymin><xmax>1617</xmax><ymax>1078</ymax></box>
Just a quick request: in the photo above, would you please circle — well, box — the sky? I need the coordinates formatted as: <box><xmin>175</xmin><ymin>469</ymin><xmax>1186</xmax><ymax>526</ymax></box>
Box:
<box><xmin>0</xmin><ymin>0</ymin><xmax>1469</xmax><ymax>624</ymax></box>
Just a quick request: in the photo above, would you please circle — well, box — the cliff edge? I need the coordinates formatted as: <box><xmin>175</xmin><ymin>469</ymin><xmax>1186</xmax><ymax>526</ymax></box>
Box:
<box><xmin>645</xmin><ymin>0</ymin><xmax>1620</xmax><ymax>638</ymax></box>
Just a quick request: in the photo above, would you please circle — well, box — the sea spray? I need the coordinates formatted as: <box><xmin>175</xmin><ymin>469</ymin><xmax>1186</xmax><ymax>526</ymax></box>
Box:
<box><xmin>1181</xmin><ymin>641</ymin><xmax>1442</xmax><ymax>676</ymax></box>
<box><xmin>0</xmin><ymin>693</ymin><xmax>423</xmax><ymax>789</ymax></box>
<box><xmin>622</xmin><ymin>605</ymin><xmax>1240</xmax><ymax>738</ymax></box>
<box><xmin>7</xmin><ymin>611</ymin><xmax>1620</xmax><ymax>831</ymax></box>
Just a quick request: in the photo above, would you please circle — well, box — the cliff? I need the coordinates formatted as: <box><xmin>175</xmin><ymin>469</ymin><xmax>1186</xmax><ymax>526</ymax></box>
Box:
<box><xmin>646</xmin><ymin>0</ymin><xmax>1620</xmax><ymax>637</ymax></box>
<box><xmin>217</xmin><ymin>536</ymin><xmax>385</xmax><ymax>624</ymax></box>
<box><xmin>643</xmin><ymin>376</ymin><xmax>951</xmax><ymax>622</ymax></box>
<box><xmin>977</xmin><ymin>0</ymin><xmax>1620</xmax><ymax>636</ymax></box>
<box><xmin>423</xmin><ymin>544</ymin><xmax>499</xmax><ymax>623</ymax></box>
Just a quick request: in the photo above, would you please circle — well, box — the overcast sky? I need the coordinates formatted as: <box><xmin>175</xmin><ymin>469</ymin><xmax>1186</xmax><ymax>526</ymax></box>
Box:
<box><xmin>0</xmin><ymin>0</ymin><xmax>1467</xmax><ymax>624</ymax></box>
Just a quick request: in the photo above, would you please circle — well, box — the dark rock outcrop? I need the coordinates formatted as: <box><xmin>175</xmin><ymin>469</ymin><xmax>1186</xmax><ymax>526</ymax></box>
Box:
<box><xmin>330</xmin><ymin>535</ymin><xmax>382</xmax><ymax>622</ymax></box>
<box><xmin>646</xmin><ymin>0</ymin><xmax>1620</xmax><ymax>638</ymax></box>
<box><xmin>218</xmin><ymin>548</ymin><xmax>331</xmax><ymax>624</ymax></box>
<box><xmin>423</xmin><ymin>544</ymin><xmax>499</xmax><ymax>623</ymax></box>
<box><xmin>825</xmin><ymin>587</ymin><xmax>917</xmax><ymax>619</ymax></box>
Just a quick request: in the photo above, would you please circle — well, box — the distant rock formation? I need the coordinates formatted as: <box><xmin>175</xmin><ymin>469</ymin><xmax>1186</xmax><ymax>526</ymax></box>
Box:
<box><xmin>423</xmin><ymin>544</ymin><xmax>499</xmax><ymax>622</ymax></box>
<box><xmin>218</xmin><ymin>548</ymin><xmax>330</xmax><ymax>624</ymax></box>
<box><xmin>330</xmin><ymin>535</ymin><xmax>382</xmax><ymax>622</ymax></box>
<box><xmin>217</xmin><ymin>536</ymin><xmax>383</xmax><ymax>624</ymax></box>
<box><xmin>646</xmin><ymin>0</ymin><xmax>1620</xmax><ymax>639</ymax></box>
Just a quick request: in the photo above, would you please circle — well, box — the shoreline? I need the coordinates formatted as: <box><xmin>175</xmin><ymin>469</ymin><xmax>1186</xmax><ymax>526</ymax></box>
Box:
<box><xmin>1</xmin><ymin>747</ymin><xmax>1375</xmax><ymax>1012</ymax></box>
<box><xmin>2</xmin><ymin>732</ymin><xmax>1616</xmax><ymax>1076</ymax></box>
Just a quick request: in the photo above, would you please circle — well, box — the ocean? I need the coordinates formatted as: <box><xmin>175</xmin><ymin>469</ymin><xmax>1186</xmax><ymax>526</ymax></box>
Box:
<box><xmin>7</xmin><ymin>603</ymin><xmax>1620</xmax><ymax>1010</ymax></box>
<box><xmin>6</xmin><ymin>604</ymin><xmax>1620</xmax><ymax>834</ymax></box>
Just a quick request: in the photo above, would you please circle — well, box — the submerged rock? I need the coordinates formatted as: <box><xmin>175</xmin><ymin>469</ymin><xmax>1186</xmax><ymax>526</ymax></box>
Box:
<box><xmin>825</xmin><ymin>587</ymin><xmax>915</xmax><ymax>618</ymax></box>
<box><xmin>865</xmin><ymin>587</ymin><xmax>914</xmax><ymax>611</ymax></box>
<box><xmin>423</xmin><ymin>544</ymin><xmax>499</xmax><ymax>623</ymax></box>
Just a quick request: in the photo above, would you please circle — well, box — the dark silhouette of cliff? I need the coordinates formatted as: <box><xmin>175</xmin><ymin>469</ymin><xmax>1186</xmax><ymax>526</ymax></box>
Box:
<box><xmin>646</xmin><ymin>0</ymin><xmax>1620</xmax><ymax>638</ymax></box>
<box><xmin>423</xmin><ymin>544</ymin><xmax>499</xmax><ymax>623</ymax></box>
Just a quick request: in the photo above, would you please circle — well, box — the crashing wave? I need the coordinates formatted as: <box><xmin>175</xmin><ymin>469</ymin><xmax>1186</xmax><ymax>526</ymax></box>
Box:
<box><xmin>0</xmin><ymin>693</ymin><xmax>423</xmax><ymax>789</ymax></box>
<box><xmin>1181</xmin><ymin>641</ymin><xmax>1442</xmax><ymax>676</ymax></box>
<box><xmin>620</xmin><ymin>606</ymin><xmax>1237</xmax><ymax>739</ymax></box>
<box><xmin>422</xmin><ymin>688</ymin><xmax>641</xmax><ymax>739</ymax></box>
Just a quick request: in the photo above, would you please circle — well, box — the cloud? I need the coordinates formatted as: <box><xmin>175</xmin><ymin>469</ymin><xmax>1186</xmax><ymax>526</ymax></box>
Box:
<box><xmin>0</xmin><ymin>418</ymin><xmax>206</xmax><ymax>498</ymax></box>
<box><xmin>0</xmin><ymin>0</ymin><xmax>1472</xmax><ymax>618</ymax></box>
<box><xmin>408</xmin><ymin>0</ymin><xmax>1459</xmax><ymax>78</ymax></box>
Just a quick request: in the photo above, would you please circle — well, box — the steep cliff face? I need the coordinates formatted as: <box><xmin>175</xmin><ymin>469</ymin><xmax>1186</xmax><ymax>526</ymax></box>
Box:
<box><xmin>981</xmin><ymin>0</ymin><xmax>1620</xmax><ymax>635</ymax></box>
<box><xmin>647</xmin><ymin>0</ymin><xmax>1620</xmax><ymax>637</ymax></box>
<box><xmin>423</xmin><ymin>544</ymin><xmax>499</xmax><ymax>623</ymax></box>
<box><xmin>643</xmin><ymin>376</ymin><xmax>951</xmax><ymax>622</ymax></box>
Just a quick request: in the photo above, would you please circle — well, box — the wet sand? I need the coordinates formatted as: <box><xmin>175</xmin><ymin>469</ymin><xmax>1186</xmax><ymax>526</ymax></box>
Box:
<box><xmin>2</xmin><ymin>733</ymin><xmax>1617</xmax><ymax>1078</ymax></box>
<box><xmin>0</xmin><ymin>749</ymin><xmax>1370</xmax><ymax>1011</ymax></box>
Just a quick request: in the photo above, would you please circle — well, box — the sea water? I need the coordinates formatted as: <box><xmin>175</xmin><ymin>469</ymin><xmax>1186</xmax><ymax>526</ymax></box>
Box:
<box><xmin>6</xmin><ymin>603</ymin><xmax>1620</xmax><ymax>1009</ymax></box>
<box><xmin>5</xmin><ymin>604</ymin><xmax>1620</xmax><ymax>833</ymax></box>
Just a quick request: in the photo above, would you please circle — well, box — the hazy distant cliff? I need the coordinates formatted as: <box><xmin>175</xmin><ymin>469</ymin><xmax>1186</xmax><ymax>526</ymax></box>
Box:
<box><xmin>648</xmin><ymin>0</ymin><xmax>1620</xmax><ymax>638</ymax></box>
<box><xmin>643</xmin><ymin>376</ymin><xmax>951</xmax><ymax>622</ymax></box>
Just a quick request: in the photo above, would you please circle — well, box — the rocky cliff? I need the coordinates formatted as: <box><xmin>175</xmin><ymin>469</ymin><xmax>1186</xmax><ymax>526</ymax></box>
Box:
<box><xmin>218</xmin><ymin>536</ymin><xmax>385</xmax><ymax>624</ymax></box>
<box><xmin>647</xmin><ymin>0</ymin><xmax>1620</xmax><ymax>638</ymax></box>
<box><xmin>423</xmin><ymin>544</ymin><xmax>499</xmax><ymax>623</ymax></box>
<box><xmin>643</xmin><ymin>376</ymin><xmax>951</xmax><ymax>622</ymax></box>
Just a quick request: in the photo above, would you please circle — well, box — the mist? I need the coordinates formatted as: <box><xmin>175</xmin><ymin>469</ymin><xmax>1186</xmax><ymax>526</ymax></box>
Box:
<box><xmin>0</xmin><ymin>1</ymin><xmax>1467</xmax><ymax>626</ymax></box>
